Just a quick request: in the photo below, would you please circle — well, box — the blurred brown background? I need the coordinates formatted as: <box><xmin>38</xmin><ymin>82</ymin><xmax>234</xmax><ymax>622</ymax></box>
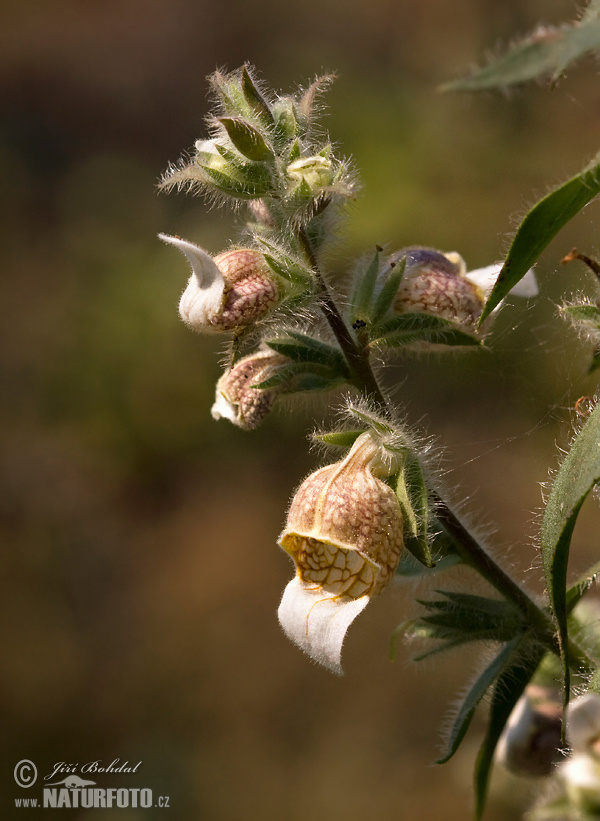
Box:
<box><xmin>2</xmin><ymin>0</ymin><xmax>600</xmax><ymax>818</ymax></box>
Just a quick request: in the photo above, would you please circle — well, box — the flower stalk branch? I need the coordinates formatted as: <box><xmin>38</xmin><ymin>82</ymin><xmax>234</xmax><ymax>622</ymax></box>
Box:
<box><xmin>300</xmin><ymin>225</ymin><xmax>594</xmax><ymax>676</ymax></box>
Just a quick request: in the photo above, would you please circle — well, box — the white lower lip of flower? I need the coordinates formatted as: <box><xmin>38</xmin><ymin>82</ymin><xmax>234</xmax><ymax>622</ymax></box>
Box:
<box><xmin>465</xmin><ymin>264</ymin><xmax>539</xmax><ymax>299</ymax></box>
<box><xmin>277</xmin><ymin>576</ymin><xmax>370</xmax><ymax>675</ymax></box>
<box><xmin>159</xmin><ymin>234</ymin><xmax>226</xmax><ymax>329</ymax></box>
<box><xmin>211</xmin><ymin>391</ymin><xmax>237</xmax><ymax>424</ymax></box>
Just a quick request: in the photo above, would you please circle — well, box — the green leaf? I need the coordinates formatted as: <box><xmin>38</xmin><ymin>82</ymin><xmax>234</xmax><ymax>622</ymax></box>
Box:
<box><xmin>371</xmin><ymin>256</ymin><xmax>407</xmax><ymax>322</ymax></box>
<box><xmin>437</xmin><ymin>636</ymin><xmax>523</xmax><ymax>765</ymax></box>
<box><xmin>344</xmin><ymin>406</ymin><xmax>396</xmax><ymax>435</ymax></box>
<box><xmin>417</xmin><ymin>592</ymin><xmax>523</xmax><ymax>640</ymax></box>
<box><xmin>313</xmin><ymin>429</ymin><xmax>367</xmax><ymax>448</ymax></box>
<box><xmin>541</xmin><ymin>399</ymin><xmax>600</xmax><ymax>701</ymax></box>
<box><xmin>350</xmin><ymin>248</ymin><xmax>381</xmax><ymax>324</ymax></box>
<box><xmin>265</xmin><ymin>333</ymin><xmax>348</xmax><ymax>372</ymax></box>
<box><xmin>370</xmin><ymin>312</ymin><xmax>481</xmax><ymax>349</ymax></box>
<box><xmin>253</xmin><ymin>361</ymin><xmax>346</xmax><ymax>393</ymax></box>
<box><xmin>566</xmin><ymin>558</ymin><xmax>600</xmax><ymax>613</ymax></box>
<box><xmin>474</xmin><ymin>641</ymin><xmax>546</xmax><ymax>819</ymax></box>
<box><xmin>395</xmin><ymin>551</ymin><xmax>461</xmax><ymax>578</ymax></box>
<box><xmin>199</xmin><ymin>161</ymin><xmax>273</xmax><ymax>199</ymax></box>
<box><xmin>480</xmin><ymin>154</ymin><xmax>600</xmax><ymax>323</ymax></box>
<box><xmin>241</xmin><ymin>66</ymin><xmax>274</xmax><ymax>125</ymax></box>
<box><xmin>262</xmin><ymin>253</ymin><xmax>311</xmax><ymax>286</ymax></box>
<box><xmin>218</xmin><ymin>117</ymin><xmax>274</xmax><ymax>162</ymax></box>
<box><xmin>395</xmin><ymin>450</ymin><xmax>433</xmax><ymax>567</ymax></box>
<box><xmin>441</xmin><ymin>15</ymin><xmax>600</xmax><ymax>93</ymax></box>
<box><xmin>562</xmin><ymin>302</ymin><xmax>600</xmax><ymax>326</ymax></box>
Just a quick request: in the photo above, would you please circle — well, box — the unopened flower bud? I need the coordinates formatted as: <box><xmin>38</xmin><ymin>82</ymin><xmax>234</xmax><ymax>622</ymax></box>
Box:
<box><xmin>496</xmin><ymin>686</ymin><xmax>563</xmax><ymax>777</ymax></box>
<box><xmin>391</xmin><ymin>248</ymin><xmax>485</xmax><ymax>329</ymax></box>
<box><xmin>287</xmin><ymin>155</ymin><xmax>333</xmax><ymax>193</ymax></box>
<box><xmin>389</xmin><ymin>246</ymin><xmax>537</xmax><ymax>329</ymax></box>
<box><xmin>211</xmin><ymin>350</ymin><xmax>289</xmax><ymax>429</ymax></box>
<box><xmin>277</xmin><ymin>432</ymin><xmax>404</xmax><ymax>674</ymax></box>
<box><xmin>159</xmin><ymin>234</ymin><xmax>279</xmax><ymax>333</ymax></box>
<box><xmin>567</xmin><ymin>693</ymin><xmax>600</xmax><ymax>759</ymax></box>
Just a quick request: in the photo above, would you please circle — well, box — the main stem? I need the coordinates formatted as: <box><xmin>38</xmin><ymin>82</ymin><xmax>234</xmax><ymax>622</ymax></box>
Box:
<box><xmin>298</xmin><ymin>228</ymin><xmax>592</xmax><ymax>675</ymax></box>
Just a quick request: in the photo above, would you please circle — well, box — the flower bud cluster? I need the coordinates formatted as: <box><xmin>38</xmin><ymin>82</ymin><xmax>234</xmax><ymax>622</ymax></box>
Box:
<box><xmin>160</xmin><ymin>66</ymin><xmax>354</xmax><ymax>218</ymax></box>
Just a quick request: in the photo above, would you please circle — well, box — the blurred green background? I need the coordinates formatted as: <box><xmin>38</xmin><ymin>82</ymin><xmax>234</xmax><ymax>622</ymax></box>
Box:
<box><xmin>3</xmin><ymin>0</ymin><xmax>600</xmax><ymax>818</ymax></box>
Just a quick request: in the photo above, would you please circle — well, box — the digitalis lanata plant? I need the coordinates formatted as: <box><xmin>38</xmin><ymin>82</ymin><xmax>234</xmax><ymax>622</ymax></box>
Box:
<box><xmin>159</xmin><ymin>62</ymin><xmax>600</xmax><ymax>819</ymax></box>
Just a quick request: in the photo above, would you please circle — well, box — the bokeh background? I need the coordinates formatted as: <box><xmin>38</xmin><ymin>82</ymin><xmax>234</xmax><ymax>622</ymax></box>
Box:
<box><xmin>3</xmin><ymin>0</ymin><xmax>600</xmax><ymax>818</ymax></box>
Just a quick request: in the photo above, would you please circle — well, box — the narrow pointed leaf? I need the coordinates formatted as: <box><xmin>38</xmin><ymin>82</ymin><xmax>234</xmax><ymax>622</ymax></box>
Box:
<box><xmin>218</xmin><ymin>117</ymin><xmax>274</xmax><ymax>162</ymax></box>
<box><xmin>372</xmin><ymin>257</ymin><xmax>407</xmax><ymax>322</ymax></box>
<box><xmin>241</xmin><ymin>66</ymin><xmax>274</xmax><ymax>125</ymax></box>
<box><xmin>441</xmin><ymin>15</ymin><xmax>600</xmax><ymax>93</ymax></box>
<box><xmin>395</xmin><ymin>551</ymin><xmax>461</xmax><ymax>577</ymax></box>
<box><xmin>566</xmin><ymin>559</ymin><xmax>600</xmax><ymax>613</ymax></box>
<box><xmin>395</xmin><ymin>451</ymin><xmax>433</xmax><ymax>567</ymax></box>
<box><xmin>370</xmin><ymin>312</ymin><xmax>481</xmax><ymax>348</ymax></box>
<box><xmin>265</xmin><ymin>334</ymin><xmax>348</xmax><ymax>371</ymax></box>
<box><xmin>253</xmin><ymin>361</ymin><xmax>345</xmax><ymax>392</ymax></box>
<box><xmin>540</xmin><ymin>400</ymin><xmax>600</xmax><ymax>700</ymax></box>
<box><xmin>474</xmin><ymin>641</ymin><xmax>545</xmax><ymax>819</ymax></box>
<box><xmin>480</xmin><ymin>154</ymin><xmax>600</xmax><ymax>323</ymax></box>
<box><xmin>350</xmin><ymin>248</ymin><xmax>381</xmax><ymax>323</ymax></box>
<box><xmin>437</xmin><ymin>636</ymin><xmax>523</xmax><ymax>765</ymax></box>
<box><xmin>262</xmin><ymin>253</ymin><xmax>311</xmax><ymax>286</ymax></box>
<box><xmin>314</xmin><ymin>429</ymin><xmax>366</xmax><ymax>448</ymax></box>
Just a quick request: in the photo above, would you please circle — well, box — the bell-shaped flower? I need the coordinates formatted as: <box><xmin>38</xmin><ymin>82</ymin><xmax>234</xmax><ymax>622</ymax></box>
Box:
<box><xmin>558</xmin><ymin>693</ymin><xmax>600</xmax><ymax>813</ymax></box>
<box><xmin>277</xmin><ymin>432</ymin><xmax>404</xmax><ymax>675</ymax></box>
<box><xmin>496</xmin><ymin>685</ymin><xmax>563</xmax><ymax>777</ymax></box>
<box><xmin>211</xmin><ymin>349</ymin><xmax>290</xmax><ymax>430</ymax></box>
<box><xmin>389</xmin><ymin>247</ymin><xmax>537</xmax><ymax>330</ymax></box>
<box><xmin>159</xmin><ymin>234</ymin><xmax>280</xmax><ymax>333</ymax></box>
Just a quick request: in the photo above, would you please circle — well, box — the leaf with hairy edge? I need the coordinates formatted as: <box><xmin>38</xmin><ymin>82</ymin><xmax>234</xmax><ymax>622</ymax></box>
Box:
<box><xmin>241</xmin><ymin>66</ymin><xmax>274</xmax><ymax>125</ymax></box>
<box><xmin>541</xmin><ymin>400</ymin><xmax>600</xmax><ymax>702</ymax></box>
<box><xmin>395</xmin><ymin>552</ymin><xmax>461</xmax><ymax>578</ymax></box>
<box><xmin>253</xmin><ymin>361</ymin><xmax>346</xmax><ymax>392</ymax></box>
<box><xmin>566</xmin><ymin>558</ymin><xmax>600</xmax><ymax>614</ymax></box>
<box><xmin>474</xmin><ymin>641</ymin><xmax>546</xmax><ymax>819</ymax></box>
<box><xmin>265</xmin><ymin>333</ymin><xmax>349</xmax><ymax>372</ymax></box>
<box><xmin>480</xmin><ymin>154</ymin><xmax>600</xmax><ymax>323</ymax></box>
<box><xmin>437</xmin><ymin>636</ymin><xmax>523</xmax><ymax>766</ymax></box>
<box><xmin>440</xmin><ymin>12</ymin><xmax>600</xmax><ymax>93</ymax></box>
<box><xmin>369</xmin><ymin>312</ymin><xmax>481</xmax><ymax>349</ymax></box>
<box><xmin>350</xmin><ymin>248</ymin><xmax>381</xmax><ymax>324</ymax></box>
<box><xmin>372</xmin><ymin>256</ymin><xmax>406</xmax><ymax>322</ymax></box>
<box><xmin>218</xmin><ymin>117</ymin><xmax>274</xmax><ymax>162</ymax></box>
<box><xmin>314</xmin><ymin>429</ymin><xmax>367</xmax><ymax>448</ymax></box>
<box><xmin>395</xmin><ymin>451</ymin><xmax>433</xmax><ymax>567</ymax></box>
